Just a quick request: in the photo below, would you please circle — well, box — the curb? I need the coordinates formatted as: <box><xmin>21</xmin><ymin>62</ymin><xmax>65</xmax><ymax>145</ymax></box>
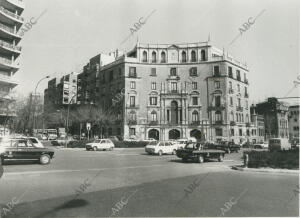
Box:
<box><xmin>232</xmin><ymin>166</ymin><xmax>299</xmax><ymax>174</ymax></box>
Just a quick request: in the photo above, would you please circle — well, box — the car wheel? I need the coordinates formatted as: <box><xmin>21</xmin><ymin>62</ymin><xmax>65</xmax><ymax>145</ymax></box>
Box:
<box><xmin>158</xmin><ymin>150</ymin><xmax>163</xmax><ymax>156</ymax></box>
<box><xmin>93</xmin><ymin>146</ymin><xmax>97</xmax><ymax>151</ymax></box>
<box><xmin>40</xmin><ymin>154</ymin><xmax>51</xmax><ymax>165</ymax></box>
<box><xmin>218</xmin><ymin>154</ymin><xmax>224</xmax><ymax>162</ymax></box>
<box><xmin>109</xmin><ymin>147</ymin><xmax>113</xmax><ymax>151</ymax></box>
<box><xmin>86</xmin><ymin>148</ymin><xmax>90</xmax><ymax>151</ymax></box>
<box><xmin>172</xmin><ymin>149</ymin><xmax>176</xmax><ymax>155</ymax></box>
<box><xmin>197</xmin><ymin>155</ymin><xmax>204</xmax><ymax>163</ymax></box>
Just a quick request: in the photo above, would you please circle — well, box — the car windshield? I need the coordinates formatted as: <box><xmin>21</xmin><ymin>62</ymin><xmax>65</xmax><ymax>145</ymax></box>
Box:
<box><xmin>29</xmin><ymin>138</ymin><xmax>38</xmax><ymax>143</ymax></box>
<box><xmin>148</xmin><ymin>141</ymin><xmax>157</xmax><ymax>146</ymax></box>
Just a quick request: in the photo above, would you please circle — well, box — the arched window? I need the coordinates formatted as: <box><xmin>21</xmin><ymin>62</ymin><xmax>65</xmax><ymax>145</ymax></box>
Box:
<box><xmin>142</xmin><ymin>51</ymin><xmax>148</xmax><ymax>62</ymax></box>
<box><xmin>201</xmin><ymin>49</ymin><xmax>206</xmax><ymax>61</ymax></box>
<box><xmin>161</xmin><ymin>51</ymin><xmax>166</xmax><ymax>63</ymax></box>
<box><xmin>230</xmin><ymin>111</ymin><xmax>234</xmax><ymax>121</ymax></box>
<box><xmin>246</xmin><ymin>114</ymin><xmax>249</xmax><ymax>123</ymax></box>
<box><xmin>191</xmin><ymin>50</ymin><xmax>196</xmax><ymax>62</ymax></box>
<box><xmin>215</xmin><ymin>111</ymin><xmax>222</xmax><ymax>121</ymax></box>
<box><xmin>151</xmin><ymin>111</ymin><xmax>157</xmax><ymax>121</ymax></box>
<box><xmin>181</xmin><ymin>51</ymin><xmax>187</xmax><ymax>62</ymax></box>
<box><xmin>152</xmin><ymin>51</ymin><xmax>157</xmax><ymax>63</ymax></box>
<box><xmin>241</xmin><ymin>114</ymin><xmax>244</xmax><ymax>122</ymax></box>
<box><xmin>236</xmin><ymin>113</ymin><xmax>239</xmax><ymax>122</ymax></box>
<box><xmin>192</xmin><ymin>111</ymin><xmax>199</xmax><ymax>122</ymax></box>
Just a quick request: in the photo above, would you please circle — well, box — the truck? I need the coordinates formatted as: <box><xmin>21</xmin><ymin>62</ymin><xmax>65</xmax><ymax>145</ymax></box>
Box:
<box><xmin>176</xmin><ymin>142</ymin><xmax>226</xmax><ymax>163</ymax></box>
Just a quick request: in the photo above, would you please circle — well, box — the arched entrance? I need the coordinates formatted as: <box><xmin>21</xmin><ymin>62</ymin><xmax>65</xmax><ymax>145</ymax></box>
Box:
<box><xmin>171</xmin><ymin>101</ymin><xmax>178</xmax><ymax>124</ymax></box>
<box><xmin>148</xmin><ymin>129</ymin><xmax>159</xmax><ymax>140</ymax></box>
<box><xmin>190</xmin><ymin>129</ymin><xmax>202</xmax><ymax>140</ymax></box>
<box><xmin>169</xmin><ymin>129</ymin><xmax>180</xmax><ymax>140</ymax></box>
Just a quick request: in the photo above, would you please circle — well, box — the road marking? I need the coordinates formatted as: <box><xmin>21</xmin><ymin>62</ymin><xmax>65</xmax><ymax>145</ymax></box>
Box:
<box><xmin>4</xmin><ymin>164</ymin><xmax>167</xmax><ymax>176</ymax></box>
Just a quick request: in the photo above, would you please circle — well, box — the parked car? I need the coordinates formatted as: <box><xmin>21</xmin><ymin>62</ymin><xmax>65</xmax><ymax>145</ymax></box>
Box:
<box><xmin>269</xmin><ymin>138</ymin><xmax>291</xmax><ymax>152</ymax></box>
<box><xmin>145</xmin><ymin>141</ymin><xmax>178</xmax><ymax>155</ymax></box>
<box><xmin>48</xmin><ymin>134</ymin><xmax>58</xmax><ymax>140</ymax></box>
<box><xmin>86</xmin><ymin>139</ymin><xmax>115</xmax><ymax>151</ymax></box>
<box><xmin>253</xmin><ymin>143</ymin><xmax>268</xmax><ymax>149</ymax></box>
<box><xmin>173</xmin><ymin>138</ymin><xmax>197</xmax><ymax>150</ymax></box>
<box><xmin>0</xmin><ymin>137</ymin><xmax>54</xmax><ymax>165</ymax></box>
<box><xmin>28</xmin><ymin>137</ymin><xmax>44</xmax><ymax>148</ymax></box>
<box><xmin>214</xmin><ymin>141</ymin><xmax>240</xmax><ymax>153</ymax></box>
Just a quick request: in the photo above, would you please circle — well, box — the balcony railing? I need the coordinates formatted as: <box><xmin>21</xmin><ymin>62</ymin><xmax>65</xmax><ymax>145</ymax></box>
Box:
<box><xmin>149</xmin><ymin>121</ymin><xmax>158</xmax><ymax>126</ymax></box>
<box><xmin>0</xmin><ymin>56</ymin><xmax>12</xmax><ymax>65</ymax></box>
<box><xmin>236</xmin><ymin>106</ymin><xmax>243</xmax><ymax>112</ymax></box>
<box><xmin>0</xmin><ymin>7</ymin><xmax>24</xmax><ymax>22</ymax></box>
<box><xmin>244</xmin><ymin>79</ymin><xmax>249</xmax><ymax>84</ymax></box>
<box><xmin>208</xmin><ymin>104</ymin><xmax>225</xmax><ymax>111</ymax></box>
<box><xmin>230</xmin><ymin>121</ymin><xmax>236</xmax><ymax>126</ymax></box>
<box><xmin>0</xmin><ymin>22</ymin><xmax>14</xmax><ymax>34</ymax></box>
<box><xmin>128</xmin><ymin>120</ymin><xmax>137</xmax><ymax>125</ymax></box>
<box><xmin>190</xmin><ymin>121</ymin><xmax>201</xmax><ymax>126</ymax></box>
<box><xmin>0</xmin><ymin>39</ymin><xmax>21</xmax><ymax>52</ymax></box>
<box><xmin>246</xmin><ymin>122</ymin><xmax>251</xmax><ymax>127</ymax></box>
<box><xmin>215</xmin><ymin>120</ymin><xmax>223</xmax><ymax>125</ymax></box>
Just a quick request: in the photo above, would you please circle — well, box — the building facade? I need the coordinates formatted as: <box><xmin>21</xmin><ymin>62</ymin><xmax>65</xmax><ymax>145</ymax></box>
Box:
<box><xmin>288</xmin><ymin>105</ymin><xmax>299</xmax><ymax>140</ymax></box>
<box><xmin>91</xmin><ymin>41</ymin><xmax>250</xmax><ymax>142</ymax></box>
<box><xmin>254</xmin><ymin>97</ymin><xmax>289</xmax><ymax>140</ymax></box>
<box><xmin>0</xmin><ymin>0</ymin><xmax>24</xmax><ymax>135</ymax></box>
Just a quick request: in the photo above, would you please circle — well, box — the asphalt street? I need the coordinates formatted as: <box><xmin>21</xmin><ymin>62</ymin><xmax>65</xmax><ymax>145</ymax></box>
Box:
<box><xmin>0</xmin><ymin>143</ymin><xmax>298</xmax><ymax>217</ymax></box>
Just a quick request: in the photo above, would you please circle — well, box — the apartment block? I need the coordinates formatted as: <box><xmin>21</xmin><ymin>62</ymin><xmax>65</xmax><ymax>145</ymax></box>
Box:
<box><xmin>288</xmin><ymin>105</ymin><xmax>299</xmax><ymax>140</ymax></box>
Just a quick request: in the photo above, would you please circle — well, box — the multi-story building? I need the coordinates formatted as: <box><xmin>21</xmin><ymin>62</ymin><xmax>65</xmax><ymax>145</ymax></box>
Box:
<box><xmin>0</xmin><ymin>0</ymin><xmax>24</xmax><ymax>135</ymax></box>
<box><xmin>288</xmin><ymin>105</ymin><xmax>299</xmax><ymax>140</ymax></box>
<box><xmin>249</xmin><ymin>105</ymin><xmax>265</xmax><ymax>143</ymax></box>
<box><xmin>92</xmin><ymin>41</ymin><xmax>250</xmax><ymax>142</ymax></box>
<box><xmin>254</xmin><ymin>97</ymin><xmax>289</xmax><ymax>140</ymax></box>
<box><xmin>44</xmin><ymin>72</ymin><xmax>78</xmax><ymax>112</ymax></box>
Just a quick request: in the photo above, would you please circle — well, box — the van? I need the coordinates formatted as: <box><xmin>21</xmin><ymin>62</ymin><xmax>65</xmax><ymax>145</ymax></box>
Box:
<box><xmin>269</xmin><ymin>138</ymin><xmax>291</xmax><ymax>152</ymax></box>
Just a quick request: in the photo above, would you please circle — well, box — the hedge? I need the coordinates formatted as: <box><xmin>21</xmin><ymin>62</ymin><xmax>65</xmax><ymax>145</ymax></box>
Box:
<box><xmin>243</xmin><ymin>150</ymin><xmax>299</xmax><ymax>169</ymax></box>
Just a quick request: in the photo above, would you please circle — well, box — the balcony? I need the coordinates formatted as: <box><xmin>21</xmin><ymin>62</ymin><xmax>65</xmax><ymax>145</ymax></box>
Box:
<box><xmin>246</xmin><ymin>122</ymin><xmax>251</xmax><ymax>127</ymax></box>
<box><xmin>0</xmin><ymin>22</ymin><xmax>21</xmax><ymax>40</ymax></box>
<box><xmin>230</xmin><ymin>121</ymin><xmax>236</xmax><ymax>126</ymax></box>
<box><xmin>190</xmin><ymin>121</ymin><xmax>201</xmax><ymax>126</ymax></box>
<box><xmin>208</xmin><ymin>104</ymin><xmax>225</xmax><ymax>111</ymax></box>
<box><xmin>229</xmin><ymin>88</ymin><xmax>234</xmax><ymax>94</ymax></box>
<box><xmin>0</xmin><ymin>39</ymin><xmax>21</xmax><ymax>54</ymax></box>
<box><xmin>237</xmin><ymin>76</ymin><xmax>241</xmax><ymax>81</ymax></box>
<box><xmin>149</xmin><ymin>121</ymin><xmax>158</xmax><ymax>126</ymax></box>
<box><xmin>244</xmin><ymin>79</ymin><xmax>249</xmax><ymax>84</ymax></box>
<box><xmin>0</xmin><ymin>6</ymin><xmax>24</xmax><ymax>24</ymax></box>
<box><xmin>236</xmin><ymin>106</ymin><xmax>243</xmax><ymax>112</ymax></box>
<box><xmin>128</xmin><ymin>120</ymin><xmax>137</xmax><ymax>125</ymax></box>
<box><xmin>0</xmin><ymin>74</ymin><xmax>17</xmax><ymax>87</ymax></box>
<box><xmin>6</xmin><ymin>0</ymin><xmax>25</xmax><ymax>10</ymax></box>
<box><xmin>126</xmin><ymin>105</ymin><xmax>140</xmax><ymax>109</ymax></box>
<box><xmin>215</xmin><ymin>120</ymin><xmax>223</xmax><ymax>125</ymax></box>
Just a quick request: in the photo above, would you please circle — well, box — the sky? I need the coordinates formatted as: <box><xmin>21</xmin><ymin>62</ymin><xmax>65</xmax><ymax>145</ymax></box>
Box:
<box><xmin>13</xmin><ymin>0</ymin><xmax>299</xmax><ymax>105</ymax></box>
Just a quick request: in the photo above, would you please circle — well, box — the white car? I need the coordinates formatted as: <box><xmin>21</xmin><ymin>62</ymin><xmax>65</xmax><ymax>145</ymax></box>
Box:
<box><xmin>28</xmin><ymin>137</ymin><xmax>44</xmax><ymax>148</ymax></box>
<box><xmin>145</xmin><ymin>141</ymin><xmax>178</xmax><ymax>156</ymax></box>
<box><xmin>253</xmin><ymin>143</ymin><xmax>268</xmax><ymax>149</ymax></box>
<box><xmin>86</xmin><ymin>139</ymin><xmax>115</xmax><ymax>151</ymax></box>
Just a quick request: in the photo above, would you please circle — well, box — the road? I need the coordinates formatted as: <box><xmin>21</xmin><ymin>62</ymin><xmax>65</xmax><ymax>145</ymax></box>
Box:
<box><xmin>0</xmin><ymin>144</ymin><xmax>298</xmax><ymax>217</ymax></box>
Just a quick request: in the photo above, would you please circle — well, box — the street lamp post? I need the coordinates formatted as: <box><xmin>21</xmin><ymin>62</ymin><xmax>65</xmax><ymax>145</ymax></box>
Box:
<box><xmin>65</xmin><ymin>94</ymin><xmax>77</xmax><ymax>147</ymax></box>
<box><xmin>33</xmin><ymin>75</ymin><xmax>50</xmax><ymax>135</ymax></box>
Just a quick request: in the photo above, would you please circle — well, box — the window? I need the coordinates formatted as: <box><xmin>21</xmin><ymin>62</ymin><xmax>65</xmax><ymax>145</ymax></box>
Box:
<box><xmin>129</xmin><ymin>111</ymin><xmax>136</xmax><ymax>120</ymax></box>
<box><xmin>190</xmin><ymin>67</ymin><xmax>197</xmax><ymax>76</ymax></box>
<box><xmin>191</xmin><ymin>50</ymin><xmax>196</xmax><ymax>62</ymax></box>
<box><xmin>170</xmin><ymin>68</ymin><xmax>177</xmax><ymax>76</ymax></box>
<box><xmin>192</xmin><ymin>111</ymin><xmax>199</xmax><ymax>122</ymax></box>
<box><xmin>192</xmin><ymin>97</ymin><xmax>198</xmax><ymax>105</ymax></box>
<box><xmin>129</xmin><ymin>128</ymin><xmax>136</xmax><ymax>136</ymax></box>
<box><xmin>109</xmin><ymin>71</ymin><xmax>113</xmax><ymax>81</ymax></box>
<box><xmin>201</xmin><ymin>50</ymin><xmax>206</xmax><ymax>61</ymax></box>
<box><xmin>247</xmin><ymin>129</ymin><xmax>250</xmax><ymax>136</ymax></box>
<box><xmin>229</xmin><ymin>81</ymin><xmax>232</xmax><ymax>89</ymax></box>
<box><xmin>216</xmin><ymin>128</ymin><xmax>223</xmax><ymax>136</ymax></box>
<box><xmin>239</xmin><ymin>129</ymin><xmax>242</xmax><ymax>136</ymax></box>
<box><xmin>230</xmin><ymin>129</ymin><xmax>235</xmax><ymax>136</ymax></box>
<box><xmin>151</xmin><ymin>82</ymin><xmax>156</xmax><ymax>90</ymax></box>
<box><xmin>182</xmin><ymin>51</ymin><xmax>187</xmax><ymax>62</ymax></box>
<box><xmin>238</xmin><ymin>98</ymin><xmax>241</xmax><ymax>107</ymax></box>
<box><xmin>192</xmin><ymin>82</ymin><xmax>197</xmax><ymax>90</ymax></box>
<box><xmin>230</xmin><ymin>111</ymin><xmax>234</xmax><ymax>121</ymax></box>
<box><xmin>228</xmin><ymin>66</ymin><xmax>233</xmax><ymax>78</ymax></box>
<box><xmin>152</xmin><ymin>51</ymin><xmax>157</xmax><ymax>63</ymax></box>
<box><xmin>245</xmin><ymin>87</ymin><xmax>248</xmax><ymax>95</ymax></box>
<box><xmin>236</xmin><ymin>70</ymin><xmax>241</xmax><ymax>81</ymax></box>
<box><xmin>215</xmin><ymin>81</ymin><xmax>220</xmax><ymax>89</ymax></box>
<box><xmin>230</xmin><ymin>97</ymin><xmax>233</xmax><ymax>106</ymax></box>
<box><xmin>150</xmin><ymin>68</ymin><xmax>156</xmax><ymax>76</ymax></box>
<box><xmin>236</xmin><ymin>113</ymin><xmax>239</xmax><ymax>122</ymax></box>
<box><xmin>142</xmin><ymin>51</ymin><xmax>148</xmax><ymax>62</ymax></box>
<box><xmin>246</xmin><ymin>100</ymin><xmax>248</xmax><ymax>109</ymax></box>
<box><xmin>167</xmin><ymin>110</ymin><xmax>170</xmax><ymax>121</ymax></box>
<box><xmin>246</xmin><ymin>114</ymin><xmax>249</xmax><ymax>123</ymax></box>
<box><xmin>151</xmin><ymin>111</ymin><xmax>157</xmax><ymax>121</ymax></box>
<box><xmin>129</xmin><ymin>67</ymin><xmax>136</xmax><ymax>77</ymax></box>
<box><xmin>237</xmin><ymin>84</ymin><xmax>240</xmax><ymax>92</ymax></box>
<box><xmin>130</xmin><ymin>96</ymin><xmax>135</xmax><ymax>107</ymax></box>
<box><xmin>130</xmin><ymin>81</ymin><xmax>136</xmax><ymax>89</ymax></box>
<box><xmin>150</xmin><ymin>97</ymin><xmax>157</xmax><ymax>105</ymax></box>
<box><xmin>215</xmin><ymin>111</ymin><xmax>222</xmax><ymax>121</ymax></box>
<box><xmin>171</xmin><ymin>82</ymin><xmax>177</xmax><ymax>92</ymax></box>
<box><xmin>215</xmin><ymin>96</ymin><xmax>221</xmax><ymax>107</ymax></box>
<box><xmin>161</xmin><ymin>51</ymin><xmax>166</xmax><ymax>63</ymax></box>
<box><xmin>214</xmin><ymin>66</ymin><xmax>220</xmax><ymax>76</ymax></box>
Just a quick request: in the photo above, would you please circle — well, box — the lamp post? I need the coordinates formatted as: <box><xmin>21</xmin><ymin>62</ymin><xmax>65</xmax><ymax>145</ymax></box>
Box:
<box><xmin>65</xmin><ymin>93</ymin><xmax>77</xmax><ymax>147</ymax></box>
<box><xmin>33</xmin><ymin>75</ymin><xmax>50</xmax><ymax>135</ymax></box>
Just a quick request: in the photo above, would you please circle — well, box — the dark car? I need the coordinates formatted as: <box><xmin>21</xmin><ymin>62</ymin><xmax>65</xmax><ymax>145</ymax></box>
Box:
<box><xmin>214</xmin><ymin>141</ymin><xmax>240</xmax><ymax>153</ymax></box>
<box><xmin>0</xmin><ymin>138</ymin><xmax>54</xmax><ymax>165</ymax></box>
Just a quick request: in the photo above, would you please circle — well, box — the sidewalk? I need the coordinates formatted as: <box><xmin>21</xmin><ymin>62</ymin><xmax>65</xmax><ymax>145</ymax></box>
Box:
<box><xmin>232</xmin><ymin>165</ymin><xmax>299</xmax><ymax>174</ymax></box>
